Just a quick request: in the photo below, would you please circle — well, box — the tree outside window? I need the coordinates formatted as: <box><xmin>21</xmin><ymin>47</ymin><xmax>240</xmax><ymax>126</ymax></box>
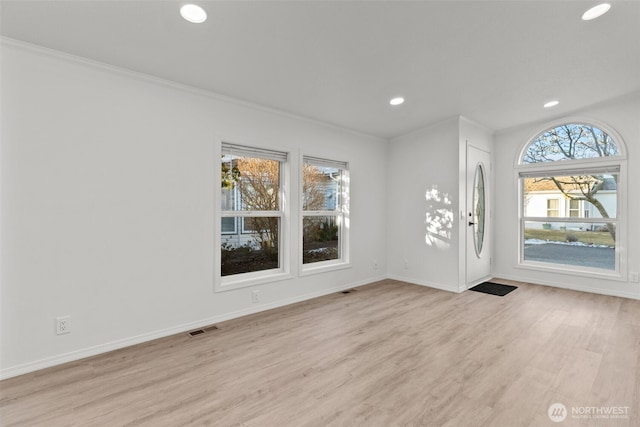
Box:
<box><xmin>302</xmin><ymin>159</ymin><xmax>347</xmax><ymax>266</ymax></box>
<box><xmin>219</xmin><ymin>145</ymin><xmax>349</xmax><ymax>280</ymax></box>
<box><xmin>519</xmin><ymin>123</ymin><xmax>623</xmax><ymax>272</ymax></box>
<box><xmin>220</xmin><ymin>146</ymin><xmax>285</xmax><ymax>277</ymax></box>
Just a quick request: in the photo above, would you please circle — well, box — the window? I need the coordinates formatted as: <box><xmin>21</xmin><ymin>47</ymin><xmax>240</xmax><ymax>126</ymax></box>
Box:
<box><xmin>521</xmin><ymin>123</ymin><xmax>619</xmax><ymax>163</ymax></box>
<box><xmin>220</xmin><ymin>144</ymin><xmax>287</xmax><ymax>280</ymax></box>
<box><xmin>518</xmin><ymin>123</ymin><xmax>625</xmax><ymax>275</ymax></box>
<box><xmin>221</xmin><ymin>186</ymin><xmax>237</xmax><ymax>233</ymax></box>
<box><xmin>301</xmin><ymin>157</ymin><xmax>349</xmax><ymax>269</ymax></box>
<box><xmin>568</xmin><ymin>199</ymin><xmax>581</xmax><ymax>218</ymax></box>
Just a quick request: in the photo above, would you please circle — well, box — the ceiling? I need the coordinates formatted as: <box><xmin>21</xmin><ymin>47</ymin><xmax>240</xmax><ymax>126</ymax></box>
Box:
<box><xmin>2</xmin><ymin>0</ymin><xmax>639</xmax><ymax>139</ymax></box>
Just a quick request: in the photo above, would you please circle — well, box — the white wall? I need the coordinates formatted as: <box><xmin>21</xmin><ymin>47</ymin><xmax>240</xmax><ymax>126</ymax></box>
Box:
<box><xmin>493</xmin><ymin>94</ymin><xmax>640</xmax><ymax>299</ymax></box>
<box><xmin>387</xmin><ymin>118</ymin><xmax>460</xmax><ymax>291</ymax></box>
<box><xmin>386</xmin><ymin>116</ymin><xmax>494</xmax><ymax>293</ymax></box>
<box><xmin>386</xmin><ymin>116</ymin><xmax>494</xmax><ymax>292</ymax></box>
<box><xmin>0</xmin><ymin>40</ymin><xmax>389</xmax><ymax>378</ymax></box>
<box><xmin>3</xmin><ymin>36</ymin><xmax>636</xmax><ymax>380</ymax></box>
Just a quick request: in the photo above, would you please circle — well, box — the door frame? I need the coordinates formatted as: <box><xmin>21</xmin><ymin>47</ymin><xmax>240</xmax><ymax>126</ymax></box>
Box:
<box><xmin>465</xmin><ymin>143</ymin><xmax>492</xmax><ymax>289</ymax></box>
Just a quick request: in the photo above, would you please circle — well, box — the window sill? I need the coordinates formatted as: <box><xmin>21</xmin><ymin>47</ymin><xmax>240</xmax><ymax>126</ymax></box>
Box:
<box><xmin>300</xmin><ymin>261</ymin><xmax>351</xmax><ymax>276</ymax></box>
<box><xmin>216</xmin><ymin>271</ymin><xmax>294</xmax><ymax>292</ymax></box>
<box><xmin>516</xmin><ymin>261</ymin><xmax>625</xmax><ymax>282</ymax></box>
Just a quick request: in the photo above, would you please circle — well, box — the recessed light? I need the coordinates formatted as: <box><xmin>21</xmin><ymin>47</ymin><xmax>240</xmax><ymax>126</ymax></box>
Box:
<box><xmin>390</xmin><ymin>97</ymin><xmax>405</xmax><ymax>106</ymax></box>
<box><xmin>180</xmin><ymin>4</ymin><xmax>207</xmax><ymax>23</ymax></box>
<box><xmin>544</xmin><ymin>100</ymin><xmax>560</xmax><ymax>108</ymax></box>
<box><xmin>582</xmin><ymin>3</ymin><xmax>611</xmax><ymax>20</ymax></box>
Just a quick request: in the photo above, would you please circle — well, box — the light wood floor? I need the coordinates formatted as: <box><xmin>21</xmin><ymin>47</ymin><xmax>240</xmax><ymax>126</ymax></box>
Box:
<box><xmin>1</xmin><ymin>279</ymin><xmax>639</xmax><ymax>426</ymax></box>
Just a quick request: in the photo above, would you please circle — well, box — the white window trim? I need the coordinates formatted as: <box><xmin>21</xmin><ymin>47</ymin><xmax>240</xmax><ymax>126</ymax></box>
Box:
<box><xmin>221</xmin><ymin>218</ymin><xmax>238</xmax><ymax>235</ymax></box>
<box><xmin>300</xmin><ymin>154</ymin><xmax>350</xmax><ymax>275</ymax></box>
<box><xmin>515</xmin><ymin>119</ymin><xmax>628</xmax><ymax>281</ymax></box>
<box><xmin>567</xmin><ymin>199</ymin><xmax>581</xmax><ymax>218</ymax></box>
<box><xmin>215</xmin><ymin>140</ymin><xmax>293</xmax><ymax>292</ymax></box>
<box><xmin>221</xmin><ymin>187</ymin><xmax>238</xmax><ymax>234</ymax></box>
<box><xmin>514</xmin><ymin>117</ymin><xmax>628</xmax><ymax>167</ymax></box>
<box><xmin>546</xmin><ymin>198</ymin><xmax>560</xmax><ymax>217</ymax></box>
<box><xmin>517</xmin><ymin>164</ymin><xmax>626</xmax><ymax>280</ymax></box>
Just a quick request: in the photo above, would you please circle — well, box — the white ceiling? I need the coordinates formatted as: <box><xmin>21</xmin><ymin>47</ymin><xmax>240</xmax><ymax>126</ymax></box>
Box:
<box><xmin>2</xmin><ymin>0</ymin><xmax>639</xmax><ymax>138</ymax></box>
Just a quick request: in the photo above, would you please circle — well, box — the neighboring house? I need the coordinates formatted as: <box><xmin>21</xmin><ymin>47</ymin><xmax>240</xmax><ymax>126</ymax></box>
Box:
<box><xmin>221</xmin><ymin>169</ymin><xmax>340</xmax><ymax>249</ymax></box>
<box><xmin>523</xmin><ymin>176</ymin><xmax>617</xmax><ymax>231</ymax></box>
<box><xmin>318</xmin><ymin>174</ymin><xmax>339</xmax><ymax>211</ymax></box>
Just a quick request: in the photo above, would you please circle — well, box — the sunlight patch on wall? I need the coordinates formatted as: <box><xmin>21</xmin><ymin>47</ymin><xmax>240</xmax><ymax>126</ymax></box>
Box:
<box><xmin>425</xmin><ymin>185</ymin><xmax>453</xmax><ymax>249</ymax></box>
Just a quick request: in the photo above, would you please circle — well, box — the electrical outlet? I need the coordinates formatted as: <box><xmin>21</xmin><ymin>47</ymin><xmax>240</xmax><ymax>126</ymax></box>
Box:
<box><xmin>251</xmin><ymin>290</ymin><xmax>260</xmax><ymax>304</ymax></box>
<box><xmin>630</xmin><ymin>272</ymin><xmax>639</xmax><ymax>283</ymax></box>
<box><xmin>56</xmin><ymin>316</ymin><xmax>71</xmax><ymax>335</ymax></box>
<box><xmin>373</xmin><ymin>260</ymin><xmax>378</xmax><ymax>270</ymax></box>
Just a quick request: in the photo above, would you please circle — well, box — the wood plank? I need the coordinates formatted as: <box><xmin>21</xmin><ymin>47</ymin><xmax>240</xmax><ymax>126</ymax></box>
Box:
<box><xmin>1</xmin><ymin>279</ymin><xmax>639</xmax><ymax>426</ymax></box>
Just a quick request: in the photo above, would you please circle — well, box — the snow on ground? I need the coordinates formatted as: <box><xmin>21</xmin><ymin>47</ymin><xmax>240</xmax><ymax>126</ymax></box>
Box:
<box><xmin>524</xmin><ymin>239</ymin><xmax>612</xmax><ymax>248</ymax></box>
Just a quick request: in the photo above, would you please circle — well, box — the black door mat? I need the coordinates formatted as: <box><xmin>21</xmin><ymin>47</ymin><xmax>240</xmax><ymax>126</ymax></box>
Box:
<box><xmin>469</xmin><ymin>282</ymin><xmax>517</xmax><ymax>297</ymax></box>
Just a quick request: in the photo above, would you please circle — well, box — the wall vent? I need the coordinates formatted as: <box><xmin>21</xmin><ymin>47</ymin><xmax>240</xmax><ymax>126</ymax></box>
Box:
<box><xmin>188</xmin><ymin>325</ymin><xmax>219</xmax><ymax>337</ymax></box>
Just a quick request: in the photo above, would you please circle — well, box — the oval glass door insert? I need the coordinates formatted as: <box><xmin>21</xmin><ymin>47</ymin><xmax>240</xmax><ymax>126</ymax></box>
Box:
<box><xmin>473</xmin><ymin>163</ymin><xmax>486</xmax><ymax>256</ymax></box>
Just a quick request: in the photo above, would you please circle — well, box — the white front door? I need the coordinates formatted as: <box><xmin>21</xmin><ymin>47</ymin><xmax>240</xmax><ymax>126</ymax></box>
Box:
<box><xmin>466</xmin><ymin>144</ymin><xmax>491</xmax><ymax>288</ymax></box>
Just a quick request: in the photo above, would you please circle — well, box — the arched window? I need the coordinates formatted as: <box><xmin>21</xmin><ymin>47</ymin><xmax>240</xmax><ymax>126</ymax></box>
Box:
<box><xmin>517</xmin><ymin>122</ymin><xmax>626</xmax><ymax>276</ymax></box>
<box><xmin>522</xmin><ymin>123</ymin><xmax>620</xmax><ymax>164</ymax></box>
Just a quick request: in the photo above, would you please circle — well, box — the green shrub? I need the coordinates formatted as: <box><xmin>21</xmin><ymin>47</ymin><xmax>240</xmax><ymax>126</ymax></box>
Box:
<box><xmin>318</xmin><ymin>221</ymin><xmax>338</xmax><ymax>242</ymax></box>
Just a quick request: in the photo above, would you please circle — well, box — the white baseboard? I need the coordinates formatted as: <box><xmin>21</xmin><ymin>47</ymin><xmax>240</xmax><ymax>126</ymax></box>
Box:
<box><xmin>493</xmin><ymin>273</ymin><xmax>640</xmax><ymax>300</ymax></box>
<box><xmin>387</xmin><ymin>274</ymin><xmax>461</xmax><ymax>293</ymax></box>
<box><xmin>0</xmin><ymin>275</ymin><xmax>388</xmax><ymax>380</ymax></box>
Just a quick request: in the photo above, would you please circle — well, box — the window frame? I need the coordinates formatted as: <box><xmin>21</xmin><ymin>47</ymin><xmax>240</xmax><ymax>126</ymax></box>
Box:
<box><xmin>568</xmin><ymin>198</ymin><xmax>581</xmax><ymax>218</ymax></box>
<box><xmin>300</xmin><ymin>155</ymin><xmax>350</xmax><ymax>275</ymax></box>
<box><xmin>515</xmin><ymin>119</ymin><xmax>628</xmax><ymax>281</ymax></box>
<box><xmin>546</xmin><ymin>198</ymin><xmax>560</xmax><ymax>217</ymax></box>
<box><xmin>215</xmin><ymin>141</ymin><xmax>293</xmax><ymax>291</ymax></box>
<box><xmin>220</xmin><ymin>186</ymin><xmax>238</xmax><ymax>234</ymax></box>
<box><xmin>221</xmin><ymin>217</ymin><xmax>238</xmax><ymax>235</ymax></box>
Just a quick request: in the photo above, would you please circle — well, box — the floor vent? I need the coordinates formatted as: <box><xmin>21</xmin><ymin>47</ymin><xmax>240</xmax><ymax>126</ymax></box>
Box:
<box><xmin>188</xmin><ymin>325</ymin><xmax>219</xmax><ymax>337</ymax></box>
